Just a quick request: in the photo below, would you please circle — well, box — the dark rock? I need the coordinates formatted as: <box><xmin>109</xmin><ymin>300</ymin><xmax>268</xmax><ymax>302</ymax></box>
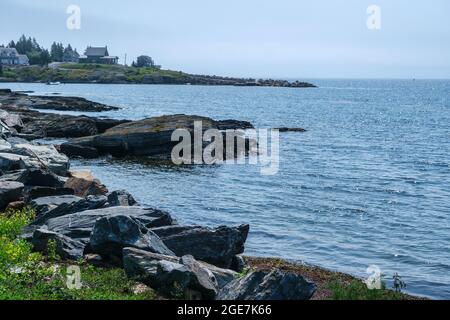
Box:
<box><xmin>27</xmin><ymin>95</ymin><xmax>120</xmax><ymax>112</ymax></box>
<box><xmin>25</xmin><ymin>186</ymin><xmax>74</xmax><ymax>200</ymax></box>
<box><xmin>5</xmin><ymin>200</ymin><xmax>25</xmax><ymax>211</ymax></box>
<box><xmin>107</xmin><ymin>190</ymin><xmax>137</xmax><ymax>207</ymax></box>
<box><xmin>0</xmin><ymin>152</ymin><xmax>25</xmax><ymax>171</ymax></box>
<box><xmin>0</xmin><ymin>169</ymin><xmax>64</xmax><ymax>188</ymax></box>
<box><xmin>30</xmin><ymin>195</ymin><xmax>108</xmax><ymax>226</ymax></box>
<box><xmin>31</xmin><ymin>228</ymin><xmax>85</xmax><ymax>260</ymax></box>
<box><xmin>217</xmin><ymin>269</ymin><xmax>316</xmax><ymax>300</ymax></box>
<box><xmin>216</xmin><ymin>120</ymin><xmax>254</xmax><ymax>130</ymax></box>
<box><xmin>0</xmin><ymin>181</ymin><xmax>24</xmax><ymax>210</ymax></box>
<box><xmin>230</xmin><ymin>255</ymin><xmax>246</xmax><ymax>273</ymax></box>
<box><xmin>123</xmin><ymin>248</ymin><xmax>221</xmax><ymax>299</ymax></box>
<box><xmin>90</xmin><ymin>215</ymin><xmax>174</xmax><ymax>262</ymax></box>
<box><xmin>152</xmin><ymin>224</ymin><xmax>249</xmax><ymax>269</ymax></box>
<box><xmin>275</xmin><ymin>127</ymin><xmax>306</xmax><ymax>132</ymax></box>
<box><xmin>42</xmin><ymin>206</ymin><xmax>175</xmax><ymax>244</ymax></box>
<box><xmin>30</xmin><ymin>195</ymin><xmax>83</xmax><ymax>216</ymax></box>
<box><xmin>59</xmin><ymin>143</ymin><xmax>99</xmax><ymax>159</ymax></box>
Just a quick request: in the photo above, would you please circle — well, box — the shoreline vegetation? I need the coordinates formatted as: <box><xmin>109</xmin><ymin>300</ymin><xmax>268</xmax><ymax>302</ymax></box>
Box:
<box><xmin>0</xmin><ymin>89</ymin><xmax>422</xmax><ymax>300</ymax></box>
<box><xmin>0</xmin><ymin>63</ymin><xmax>317</xmax><ymax>88</ymax></box>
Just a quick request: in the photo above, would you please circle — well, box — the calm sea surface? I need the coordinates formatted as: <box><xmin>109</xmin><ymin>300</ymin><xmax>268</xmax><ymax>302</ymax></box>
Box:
<box><xmin>3</xmin><ymin>80</ymin><xmax>450</xmax><ymax>299</ymax></box>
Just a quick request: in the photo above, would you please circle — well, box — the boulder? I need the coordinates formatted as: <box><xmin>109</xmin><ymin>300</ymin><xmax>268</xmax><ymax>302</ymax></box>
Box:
<box><xmin>31</xmin><ymin>228</ymin><xmax>85</xmax><ymax>260</ymax></box>
<box><xmin>0</xmin><ymin>152</ymin><xmax>28</xmax><ymax>171</ymax></box>
<box><xmin>90</xmin><ymin>215</ymin><xmax>174</xmax><ymax>262</ymax></box>
<box><xmin>64</xmin><ymin>175</ymin><xmax>108</xmax><ymax>198</ymax></box>
<box><xmin>5</xmin><ymin>144</ymin><xmax>69</xmax><ymax>175</ymax></box>
<box><xmin>152</xmin><ymin>224</ymin><xmax>249</xmax><ymax>269</ymax></box>
<box><xmin>123</xmin><ymin>248</ymin><xmax>220</xmax><ymax>299</ymax></box>
<box><xmin>27</xmin><ymin>95</ymin><xmax>120</xmax><ymax>112</ymax></box>
<box><xmin>0</xmin><ymin>169</ymin><xmax>64</xmax><ymax>188</ymax></box>
<box><xmin>0</xmin><ymin>181</ymin><xmax>24</xmax><ymax>210</ymax></box>
<box><xmin>230</xmin><ymin>255</ymin><xmax>246</xmax><ymax>273</ymax></box>
<box><xmin>107</xmin><ymin>190</ymin><xmax>137</xmax><ymax>207</ymax></box>
<box><xmin>0</xmin><ymin>110</ymin><xmax>23</xmax><ymax>131</ymax></box>
<box><xmin>217</xmin><ymin>270</ymin><xmax>316</xmax><ymax>300</ymax></box>
<box><xmin>30</xmin><ymin>195</ymin><xmax>83</xmax><ymax>216</ymax></box>
<box><xmin>30</xmin><ymin>195</ymin><xmax>108</xmax><ymax>226</ymax></box>
<box><xmin>41</xmin><ymin>206</ymin><xmax>175</xmax><ymax>244</ymax></box>
<box><xmin>5</xmin><ymin>200</ymin><xmax>25</xmax><ymax>211</ymax></box>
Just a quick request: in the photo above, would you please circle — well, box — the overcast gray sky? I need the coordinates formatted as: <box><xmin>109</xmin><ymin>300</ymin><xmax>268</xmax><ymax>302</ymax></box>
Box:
<box><xmin>1</xmin><ymin>0</ymin><xmax>449</xmax><ymax>79</ymax></box>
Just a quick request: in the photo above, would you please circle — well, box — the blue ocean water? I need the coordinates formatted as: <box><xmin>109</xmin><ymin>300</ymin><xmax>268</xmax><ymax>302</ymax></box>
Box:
<box><xmin>3</xmin><ymin>79</ymin><xmax>450</xmax><ymax>299</ymax></box>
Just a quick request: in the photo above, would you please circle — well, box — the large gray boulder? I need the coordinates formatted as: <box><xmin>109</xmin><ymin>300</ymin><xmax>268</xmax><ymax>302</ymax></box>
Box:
<box><xmin>0</xmin><ymin>169</ymin><xmax>64</xmax><ymax>188</ymax></box>
<box><xmin>90</xmin><ymin>215</ymin><xmax>174</xmax><ymax>261</ymax></box>
<box><xmin>123</xmin><ymin>248</ymin><xmax>222</xmax><ymax>299</ymax></box>
<box><xmin>42</xmin><ymin>206</ymin><xmax>175</xmax><ymax>244</ymax></box>
<box><xmin>30</xmin><ymin>195</ymin><xmax>108</xmax><ymax>226</ymax></box>
<box><xmin>2</xmin><ymin>144</ymin><xmax>69</xmax><ymax>175</ymax></box>
<box><xmin>0</xmin><ymin>180</ymin><xmax>24</xmax><ymax>210</ymax></box>
<box><xmin>31</xmin><ymin>228</ymin><xmax>85</xmax><ymax>260</ymax></box>
<box><xmin>152</xmin><ymin>224</ymin><xmax>249</xmax><ymax>269</ymax></box>
<box><xmin>217</xmin><ymin>270</ymin><xmax>316</xmax><ymax>300</ymax></box>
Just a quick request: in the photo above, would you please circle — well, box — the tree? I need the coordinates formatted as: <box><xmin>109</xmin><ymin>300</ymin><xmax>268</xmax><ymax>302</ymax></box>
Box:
<box><xmin>50</xmin><ymin>42</ymin><xmax>64</xmax><ymax>62</ymax></box>
<box><xmin>134</xmin><ymin>55</ymin><xmax>155</xmax><ymax>68</ymax></box>
<box><xmin>7</xmin><ymin>40</ymin><xmax>15</xmax><ymax>48</ymax></box>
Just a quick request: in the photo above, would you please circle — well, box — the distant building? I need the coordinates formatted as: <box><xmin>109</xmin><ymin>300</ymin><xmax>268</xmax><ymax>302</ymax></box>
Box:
<box><xmin>63</xmin><ymin>49</ymin><xmax>80</xmax><ymax>63</ymax></box>
<box><xmin>78</xmin><ymin>46</ymin><xmax>118</xmax><ymax>64</ymax></box>
<box><xmin>0</xmin><ymin>48</ymin><xmax>29</xmax><ymax>65</ymax></box>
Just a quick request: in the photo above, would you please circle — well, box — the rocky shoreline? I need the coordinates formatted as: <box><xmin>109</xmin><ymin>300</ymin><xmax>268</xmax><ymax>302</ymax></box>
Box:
<box><xmin>0</xmin><ymin>89</ymin><xmax>419</xmax><ymax>300</ymax></box>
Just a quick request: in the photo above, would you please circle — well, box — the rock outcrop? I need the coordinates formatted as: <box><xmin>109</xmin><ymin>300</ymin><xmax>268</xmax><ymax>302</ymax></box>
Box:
<box><xmin>217</xmin><ymin>270</ymin><xmax>316</xmax><ymax>300</ymax></box>
<box><xmin>90</xmin><ymin>215</ymin><xmax>174</xmax><ymax>262</ymax></box>
<box><xmin>152</xmin><ymin>224</ymin><xmax>249</xmax><ymax>269</ymax></box>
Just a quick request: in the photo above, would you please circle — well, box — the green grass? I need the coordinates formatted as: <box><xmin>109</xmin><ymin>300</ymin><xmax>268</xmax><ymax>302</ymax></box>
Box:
<box><xmin>327</xmin><ymin>279</ymin><xmax>406</xmax><ymax>300</ymax></box>
<box><xmin>0</xmin><ymin>208</ymin><xmax>157</xmax><ymax>300</ymax></box>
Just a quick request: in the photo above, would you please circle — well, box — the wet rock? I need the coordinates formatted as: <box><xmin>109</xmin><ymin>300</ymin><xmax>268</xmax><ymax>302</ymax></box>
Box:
<box><xmin>152</xmin><ymin>224</ymin><xmax>249</xmax><ymax>269</ymax></box>
<box><xmin>107</xmin><ymin>190</ymin><xmax>137</xmax><ymax>207</ymax></box>
<box><xmin>217</xmin><ymin>269</ymin><xmax>316</xmax><ymax>300</ymax></box>
<box><xmin>275</xmin><ymin>127</ymin><xmax>306</xmax><ymax>132</ymax></box>
<box><xmin>123</xmin><ymin>248</ymin><xmax>221</xmax><ymax>299</ymax></box>
<box><xmin>216</xmin><ymin>120</ymin><xmax>254</xmax><ymax>130</ymax></box>
<box><xmin>27</xmin><ymin>95</ymin><xmax>120</xmax><ymax>112</ymax></box>
<box><xmin>31</xmin><ymin>228</ymin><xmax>85</xmax><ymax>260</ymax></box>
<box><xmin>59</xmin><ymin>143</ymin><xmax>99</xmax><ymax>159</ymax></box>
<box><xmin>0</xmin><ymin>181</ymin><xmax>24</xmax><ymax>210</ymax></box>
<box><xmin>90</xmin><ymin>215</ymin><xmax>174</xmax><ymax>262</ymax></box>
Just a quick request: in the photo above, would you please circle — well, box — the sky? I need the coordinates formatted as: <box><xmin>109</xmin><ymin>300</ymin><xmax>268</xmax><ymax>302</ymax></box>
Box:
<box><xmin>1</xmin><ymin>0</ymin><xmax>449</xmax><ymax>79</ymax></box>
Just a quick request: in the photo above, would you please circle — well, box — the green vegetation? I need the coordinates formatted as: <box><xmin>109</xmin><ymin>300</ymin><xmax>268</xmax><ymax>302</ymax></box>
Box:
<box><xmin>327</xmin><ymin>279</ymin><xmax>405</xmax><ymax>300</ymax></box>
<box><xmin>0</xmin><ymin>63</ymin><xmax>190</xmax><ymax>84</ymax></box>
<box><xmin>0</xmin><ymin>208</ymin><xmax>157</xmax><ymax>300</ymax></box>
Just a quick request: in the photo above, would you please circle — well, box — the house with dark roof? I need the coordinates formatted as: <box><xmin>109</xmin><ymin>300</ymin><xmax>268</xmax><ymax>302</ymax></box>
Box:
<box><xmin>78</xmin><ymin>46</ymin><xmax>118</xmax><ymax>64</ymax></box>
